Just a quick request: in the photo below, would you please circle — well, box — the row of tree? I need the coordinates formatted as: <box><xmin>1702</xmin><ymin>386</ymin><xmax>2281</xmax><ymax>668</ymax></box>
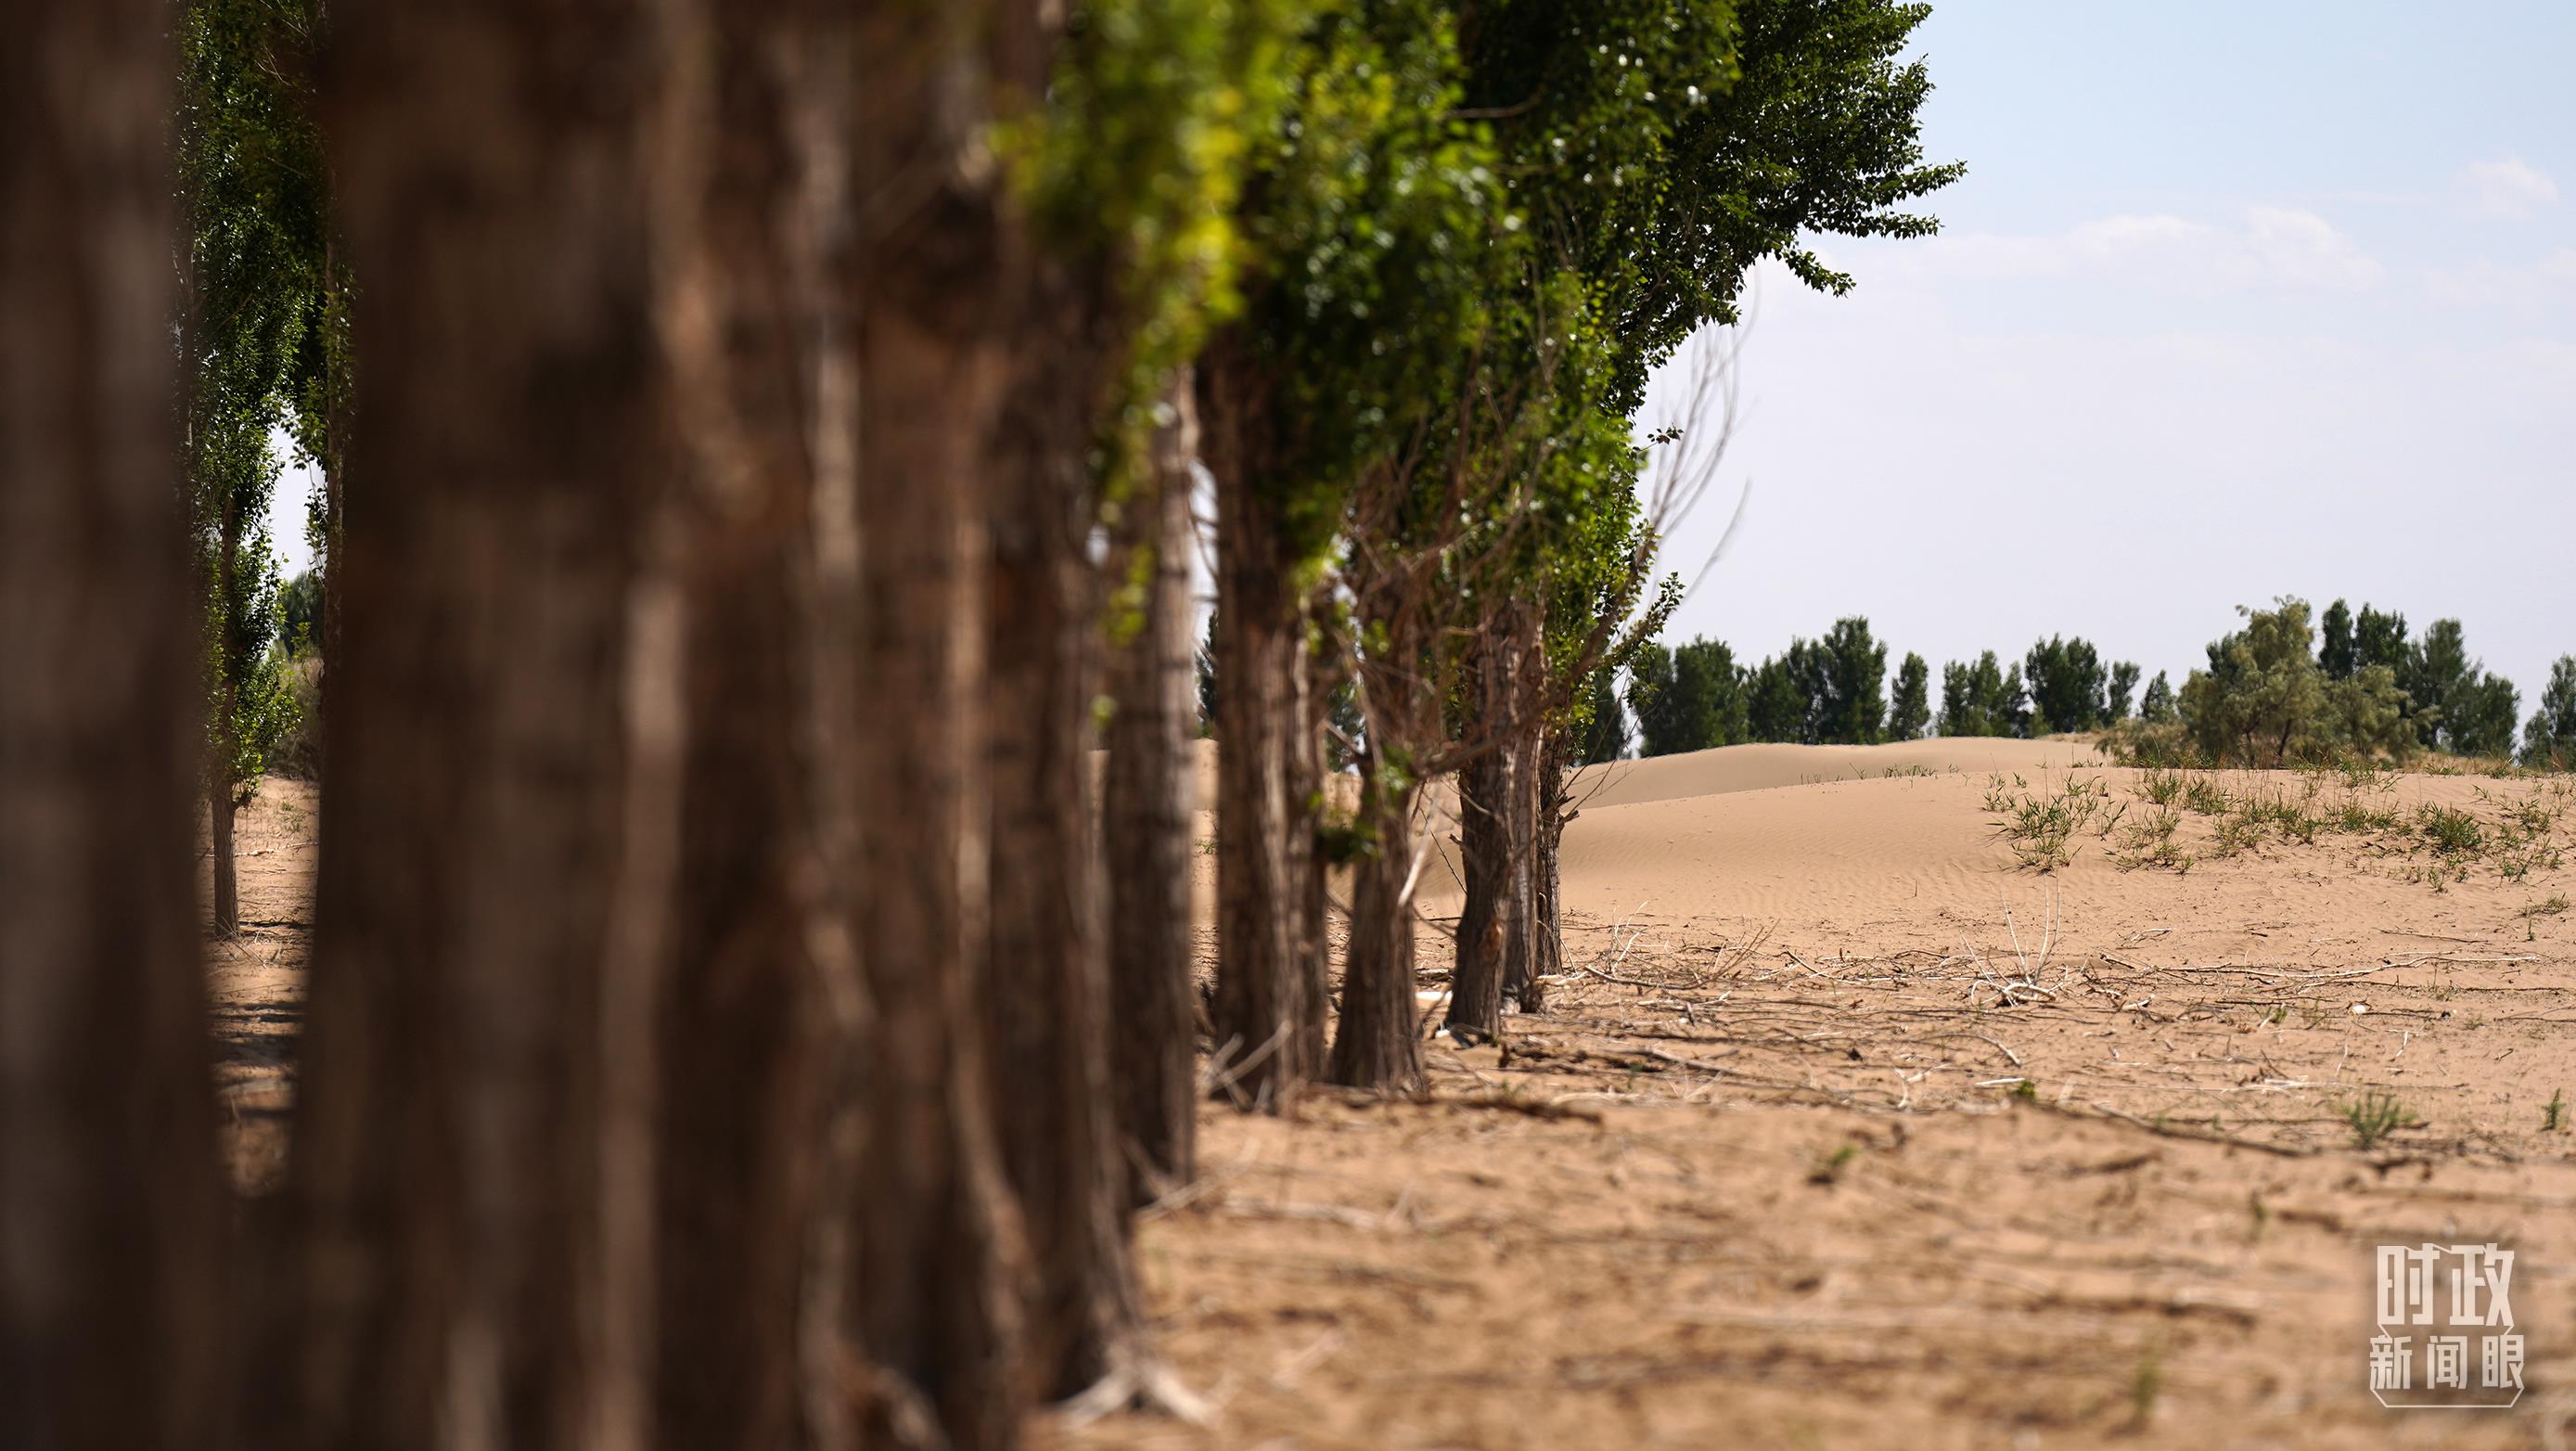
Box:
<box><xmin>4</xmin><ymin>2</ymin><xmax>1957</xmax><ymax>1448</ymax></box>
<box><xmin>1613</xmin><ymin>620</ymin><xmax>2147</xmax><ymax>755</ymax></box>
<box><xmin>1603</xmin><ymin>601</ymin><xmax>2570</xmax><ymax>765</ymax></box>
<box><xmin>2173</xmin><ymin>598</ymin><xmax>2569</xmax><ymax>768</ymax></box>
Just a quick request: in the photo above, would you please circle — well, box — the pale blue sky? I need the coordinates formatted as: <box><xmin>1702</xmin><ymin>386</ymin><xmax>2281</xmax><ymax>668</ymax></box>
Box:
<box><xmin>1647</xmin><ymin>0</ymin><xmax>2575</xmax><ymax>715</ymax></box>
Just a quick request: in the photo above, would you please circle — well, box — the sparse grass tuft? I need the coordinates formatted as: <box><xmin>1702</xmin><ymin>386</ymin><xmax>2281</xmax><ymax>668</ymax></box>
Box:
<box><xmin>1986</xmin><ymin>775</ymin><xmax>2117</xmax><ymax>872</ymax></box>
<box><xmin>2417</xmin><ymin>803</ymin><xmax>2484</xmax><ymax>857</ymax></box>
<box><xmin>2342</xmin><ymin>1091</ymin><xmax>2416</xmax><ymax>1150</ymax></box>
<box><xmin>1807</xmin><ymin>1142</ymin><xmax>1863</xmax><ymax>1186</ymax></box>
<box><xmin>2112</xmin><ymin>805</ymin><xmax>2191</xmax><ymax>873</ymax></box>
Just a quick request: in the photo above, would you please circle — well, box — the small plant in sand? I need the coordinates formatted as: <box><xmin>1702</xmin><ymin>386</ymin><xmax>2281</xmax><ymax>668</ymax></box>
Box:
<box><xmin>2111</xmin><ymin>805</ymin><xmax>2191</xmax><ymax>873</ymax></box>
<box><xmin>2416</xmin><ymin>803</ymin><xmax>2484</xmax><ymax>857</ymax></box>
<box><xmin>2545</xmin><ymin>1088</ymin><xmax>2567</xmax><ymax>1134</ymax></box>
<box><xmin>2126</xmin><ymin>1346</ymin><xmax>2163</xmax><ymax>1431</ymax></box>
<box><xmin>2342</xmin><ymin>1091</ymin><xmax>2416</xmax><ymax>1150</ymax></box>
<box><xmin>2332</xmin><ymin>798</ymin><xmax>2400</xmax><ymax>833</ymax></box>
<box><xmin>2179</xmin><ymin>775</ymin><xmax>2232</xmax><ymax>816</ymax></box>
<box><xmin>1987</xmin><ymin>776</ymin><xmax>2118</xmax><ymax>872</ymax></box>
<box><xmin>1807</xmin><ymin>1141</ymin><xmax>1863</xmax><ymax>1186</ymax></box>
<box><xmin>2134</xmin><ymin>766</ymin><xmax>2187</xmax><ymax>806</ymax></box>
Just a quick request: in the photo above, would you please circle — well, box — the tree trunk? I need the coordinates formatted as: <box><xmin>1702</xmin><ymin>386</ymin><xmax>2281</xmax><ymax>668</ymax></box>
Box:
<box><xmin>1326</xmin><ymin>602</ymin><xmax>1429</xmax><ymax>1094</ymax></box>
<box><xmin>1508</xmin><ymin>616</ymin><xmax>1549</xmax><ymax>1014</ymax></box>
<box><xmin>982</xmin><ymin>268</ymin><xmax>1138</xmax><ymax>1399</ymax></box>
<box><xmin>1325</xmin><ymin>785</ymin><xmax>1426</xmax><ymax>1092</ymax></box>
<box><xmin>847</xmin><ymin>3</ymin><xmax>1033</xmax><ymax>1442</ymax></box>
<box><xmin>1447</xmin><ymin>604</ymin><xmax>1531</xmax><ymax>1043</ymax></box>
<box><xmin>649</xmin><ymin>3</ymin><xmax>856</xmax><ymax>1445</ymax></box>
<box><xmin>1199</xmin><ymin>344</ymin><xmax>1319</xmax><ymax>1109</ymax></box>
<box><xmin>1292</xmin><ymin>618</ymin><xmax>1330</xmax><ymax>1074</ymax></box>
<box><xmin>211</xmin><ymin>507</ymin><xmax>241</xmax><ymax>938</ymax></box>
<box><xmin>0</xmin><ymin>5</ymin><xmax>227</xmax><ymax>1445</ymax></box>
<box><xmin>1532</xmin><ymin>725</ymin><xmax>1571</xmax><ymax>989</ymax></box>
<box><xmin>1103</xmin><ymin>369</ymin><xmax>1201</xmax><ymax>1207</ymax></box>
<box><xmin>261</xmin><ymin>7</ymin><xmax>681</xmax><ymax>1447</ymax></box>
<box><xmin>210</xmin><ymin>780</ymin><xmax>239</xmax><ymax>937</ymax></box>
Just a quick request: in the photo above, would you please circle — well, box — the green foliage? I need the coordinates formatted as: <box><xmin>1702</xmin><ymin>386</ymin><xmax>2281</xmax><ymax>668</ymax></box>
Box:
<box><xmin>1747</xmin><ymin>653</ymin><xmax>1807</xmax><ymax>743</ymax></box>
<box><xmin>2353</xmin><ymin>603</ymin><xmax>2410</xmax><ymax>675</ymax></box>
<box><xmin>1798</xmin><ymin>616</ymin><xmax>1887</xmax><ymax>744</ymax></box>
<box><xmin>1453</xmin><ymin>0</ymin><xmax>1957</xmax><ymax>756</ymax></box>
<box><xmin>1625</xmin><ymin>636</ymin><xmax>1747</xmax><ymax>756</ymax></box>
<box><xmin>1464</xmin><ymin>0</ymin><xmax>1959</xmax><ymax>412</ymax></box>
<box><xmin>279</xmin><ymin>568</ymin><xmax>322</xmax><ymax>656</ymax></box>
<box><xmin>1575</xmin><ymin>668</ymin><xmax>1629</xmax><ymax>763</ymax></box>
<box><xmin>2318</xmin><ymin>598</ymin><xmax>2355</xmax><ymax>679</ymax></box>
<box><xmin>2177</xmin><ymin>598</ymin><xmax>2413</xmax><ymax>768</ymax></box>
<box><xmin>2023</xmin><ymin>634</ymin><xmax>2109</xmax><ymax>735</ymax></box>
<box><xmin>2402</xmin><ymin>618</ymin><xmax>2518</xmax><ymax>757</ymax></box>
<box><xmin>1888</xmin><ymin>650</ymin><xmax>1929</xmax><ymax>740</ymax></box>
<box><xmin>2523</xmin><ymin>657</ymin><xmax>2576</xmax><ymax>769</ymax></box>
<box><xmin>180</xmin><ymin>0</ymin><xmax>334</xmax><ymax>794</ymax></box>
<box><xmin>1016</xmin><ymin>0</ymin><xmax>1311</xmax><ymax>497</ymax></box>
<box><xmin>2106</xmin><ymin>660</ymin><xmax>2141</xmax><ymax>722</ymax></box>
<box><xmin>1234</xmin><ymin>0</ymin><xmax>1513</xmax><ymax>548</ymax></box>
<box><xmin>2139</xmin><ymin>669</ymin><xmax>2175</xmax><ymax>724</ymax></box>
<box><xmin>1938</xmin><ymin>649</ymin><xmax>2027</xmax><ymax>738</ymax></box>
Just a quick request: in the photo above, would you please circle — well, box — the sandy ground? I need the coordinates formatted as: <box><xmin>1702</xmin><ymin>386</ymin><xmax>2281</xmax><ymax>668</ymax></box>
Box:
<box><xmin>210</xmin><ymin>740</ymin><xmax>2576</xmax><ymax>1448</ymax></box>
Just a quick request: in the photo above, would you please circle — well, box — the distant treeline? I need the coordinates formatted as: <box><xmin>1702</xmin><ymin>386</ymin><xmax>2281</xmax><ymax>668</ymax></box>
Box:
<box><xmin>1611</xmin><ymin>617</ymin><xmax>2146</xmax><ymax>758</ymax></box>
<box><xmin>1606</xmin><ymin>599</ymin><xmax>2576</xmax><ymax>769</ymax></box>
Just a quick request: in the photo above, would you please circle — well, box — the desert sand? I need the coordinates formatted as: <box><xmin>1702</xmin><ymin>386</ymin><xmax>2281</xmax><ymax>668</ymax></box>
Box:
<box><xmin>212</xmin><ymin>739</ymin><xmax>2576</xmax><ymax>1448</ymax></box>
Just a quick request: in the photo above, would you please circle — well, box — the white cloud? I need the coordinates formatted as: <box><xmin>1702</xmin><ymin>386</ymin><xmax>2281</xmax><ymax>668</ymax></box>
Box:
<box><xmin>2424</xmin><ymin>250</ymin><xmax>2576</xmax><ymax>308</ymax></box>
<box><xmin>1890</xmin><ymin>206</ymin><xmax>2382</xmax><ymax>296</ymax></box>
<box><xmin>2457</xmin><ymin>159</ymin><xmax>2558</xmax><ymax>220</ymax></box>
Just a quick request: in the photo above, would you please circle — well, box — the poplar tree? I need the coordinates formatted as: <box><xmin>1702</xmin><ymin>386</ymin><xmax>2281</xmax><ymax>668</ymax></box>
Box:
<box><xmin>2140</xmin><ymin>669</ymin><xmax>2176</xmax><ymax>724</ymax></box>
<box><xmin>1889</xmin><ymin>650</ymin><xmax>1930</xmax><ymax>738</ymax></box>
<box><xmin>2523</xmin><ymin>657</ymin><xmax>2576</xmax><ymax>769</ymax></box>
<box><xmin>177</xmin><ymin>0</ymin><xmax>335</xmax><ymax>933</ymax></box>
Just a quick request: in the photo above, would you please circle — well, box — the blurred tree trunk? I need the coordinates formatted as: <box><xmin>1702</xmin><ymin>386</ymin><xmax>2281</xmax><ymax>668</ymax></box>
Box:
<box><xmin>0</xmin><ymin>5</ymin><xmax>227</xmax><ymax>1446</ymax></box>
<box><xmin>848</xmin><ymin>1</ymin><xmax>1034</xmax><ymax>1442</ymax></box>
<box><xmin>649</xmin><ymin>1</ymin><xmax>858</xmax><ymax>1445</ymax></box>
<box><xmin>1199</xmin><ymin>344</ymin><xmax>1320</xmax><ymax>1109</ymax></box>
<box><xmin>261</xmin><ymin>5</ymin><xmax>682</xmax><ymax>1446</ymax></box>
<box><xmin>982</xmin><ymin>262</ymin><xmax>1139</xmax><ymax>1396</ymax></box>
<box><xmin>1104</xmin><ymin>370</ymin><xmax>1202</xmax><ymax>1208</ymax></box>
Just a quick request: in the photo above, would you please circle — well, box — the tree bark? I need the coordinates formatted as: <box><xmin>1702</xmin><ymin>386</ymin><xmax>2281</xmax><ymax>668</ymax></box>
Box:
<box><xmin>1103</xmin><ymin>370</ymin><xmax>1202</xmax><ymax>1208</ymax></box>
<box><xmin>261</xmin><ymin>6</ymin><xmax>682</xmax><ymax>1447</ymax></box>
<box><xmin>1326</xmin><ymin>601</ymin><xmax>1428</xmax><ymax>1094</ymax></box>
<box><xmin>210</xmin><ymin>779</ymin><xmax>239</xmax><ymax>936</ymax></box>
<box><xmin>847</xmin><ymin>2</ymin><xmax>1034</xmax><ymax>1442</ymax></box>
<box><xmin>0</xmin><ymin>6</ymin><xmax>227</xmax><ymax>1445</ymax></box>
<box><xmin>1447</xmin><ymin>603</ymin><xmax>1532</xmax><ymax>1043</ymax></box>
<box><xmin>982</xmin><ymin>266</ymin><xmax>1139</xmax><ymax>1398</ymax></box>
<box><xmin>1199</xmin><ymin>344</ymin><xmax>1320</xmax><ymax>1109</ymax></box>
<box><xmin>1532</xmin><ymin>724</ymin><xmax>1571</xmax><ymax>989</ymax></box>
<box><xmin>1509</xmin><ymin>617</ymin><xmax>1549</xmax><ymax>1014</ymax></box>
<box><xmin>1326</xmin><ymin>786</ymin><xmax>1425</xmax><ymax>1092</ymax></box>
<box><xmin>648</xmin><ymin>2</ymin><xmax>856</xmax><ymax>1445</ymax></box>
